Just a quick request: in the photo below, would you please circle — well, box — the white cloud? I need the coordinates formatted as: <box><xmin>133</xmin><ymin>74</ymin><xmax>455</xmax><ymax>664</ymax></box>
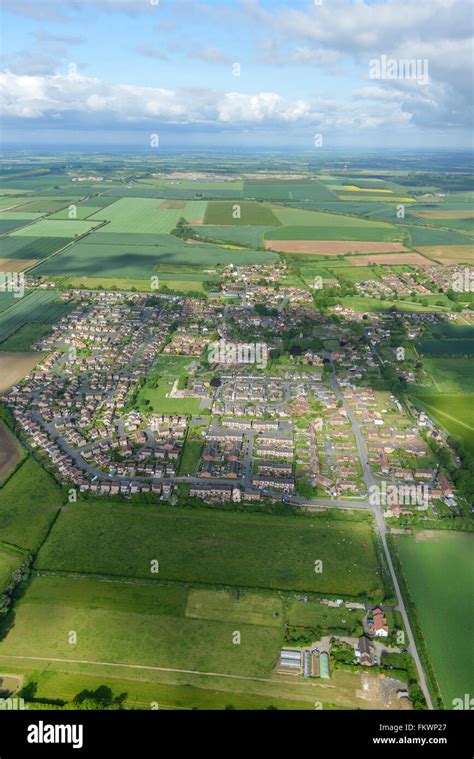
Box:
<box><xmin>0</xmin><ymin>70</ymin><xmax>416</xmax><ymax>135</ymax></box>
<box><xmin>188</xmin><ymin>48</ymin><xmax>234</xmax><ymax>64</ymax></box>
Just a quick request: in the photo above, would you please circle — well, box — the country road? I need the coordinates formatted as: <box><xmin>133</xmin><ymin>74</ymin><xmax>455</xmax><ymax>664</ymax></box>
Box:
<box><xmin>329</xmin><ymin>369</ymin><xmax>435</xmax><ymax>710</ymax></box>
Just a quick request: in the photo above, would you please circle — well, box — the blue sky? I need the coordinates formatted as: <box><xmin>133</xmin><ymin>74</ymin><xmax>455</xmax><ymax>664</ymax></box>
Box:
<box><xmin>1</xmin><ymin>0</ymin><xmax>473</xmax><ymax>149</ymax></box>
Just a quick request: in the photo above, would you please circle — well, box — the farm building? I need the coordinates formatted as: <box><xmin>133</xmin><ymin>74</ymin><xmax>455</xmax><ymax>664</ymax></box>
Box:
<box><xmin>319</xmin><ymin>651</ymin><xmax>330</xmax><ymax>679</ymax></box>
<box><xmin>279</xmin><ymin>649</ymin><xmax>302</xmax><ymax>672</ymax></box>
<box><xmin>356</xmin><ymin>636</ymin><xmax>375</xmax><ymax>667</ymax></box>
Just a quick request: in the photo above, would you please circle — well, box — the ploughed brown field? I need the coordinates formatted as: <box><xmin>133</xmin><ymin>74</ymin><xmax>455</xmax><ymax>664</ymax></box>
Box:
<box><xmin>415</xmin><ymin>245</ymin><xmax>474</xmax><ymax>265</ymax></box>
<box><xmin>0</xmin><ymin>258</ymin><xmax>38</xmax><ymax>272</ymax></box>
<box><xmin>416</xmin><ymin>210</ymin><xmax>474</xmax><ymax>220</ymax></box>
<box><xmin>344</xmin><ymin>252</ymin><xmax>433</xmax><ymax>266</ymax></box>
<box><xmin>0</xmin><ymin>351</ymin><xmax>42</xmax><ymax>393</ymax></box>
<box><xmin>0</xmin><ymin>419</ymin><xmax>22</xmax><ymax>481</ymax></box>
<box><xmin>264</xmin><ymin>240</ymin><xmax>409</xmax><ymax>255</ymax></box>
<box><xmin>160</xmin><ymin>200</ymin><xmax>186</xmax><ymax>209</ymax></box>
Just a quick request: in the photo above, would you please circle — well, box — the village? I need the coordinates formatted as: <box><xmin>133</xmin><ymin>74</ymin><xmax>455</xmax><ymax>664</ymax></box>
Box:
<box><xmin>0</xmin><ymin>280</ymin><xmax>458</xmax><ymax>520</ymax></box>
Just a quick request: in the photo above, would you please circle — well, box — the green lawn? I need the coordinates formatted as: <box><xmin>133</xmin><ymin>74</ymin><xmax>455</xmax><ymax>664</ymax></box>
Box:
<box><xmin>178</xmin><ymin>438</ymin><xmax>203</xmax><ymax>474</ymax></box>
<box><xmin>0</xmin><ymin>457</ymin><xmax>63</xmax><ymax>551</ymax></box>
<box><xmin>35</xmin><ymin>504</ymin><xmax>385</xmax><ymax>598</ymax></box>
<box><xmin>137</xmin><ymin>380</ymin><xmax>202</xmax><ymax>415</ymax></box>
<box><xmin>394</xmin><ymin>531</ymin><xmax>474</xmax><ymax>707</ymax></box>
<box><xmin>287</xmin><ymin>600</ymin><xmax>365</xmax><ymax>635</ymax></box>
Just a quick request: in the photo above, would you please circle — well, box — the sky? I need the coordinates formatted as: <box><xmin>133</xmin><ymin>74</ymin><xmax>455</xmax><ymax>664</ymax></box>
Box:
<box><xmin>0</xmin><ymin>0</ymin><xmax>473</xmax><ymax>150</ymax></box>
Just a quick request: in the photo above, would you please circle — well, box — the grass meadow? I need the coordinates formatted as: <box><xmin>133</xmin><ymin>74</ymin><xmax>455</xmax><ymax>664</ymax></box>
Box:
<box><xmin>35</xmin><ymin>504</ymin><xmax>385</xmax><ymax>598</ymax></box>
<box><xmin>394</xmin><ymin>531</ymin><xmax>474</xmax><ymax>707</ymax></box>
<box><xmin>0</xmin><ymin>576</ymin><xmax>283</xmax><ymax>678</ymax></box>
<box><xmin>0</xmin><ymin>457</ymin><xmax>63</xmax><ymax>551</ymax></box>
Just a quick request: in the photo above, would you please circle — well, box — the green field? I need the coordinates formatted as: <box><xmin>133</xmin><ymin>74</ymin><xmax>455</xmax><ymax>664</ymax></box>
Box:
<box><xmin>138</xmin><ymin>354</ymin><xmax>203</xmax><ymax>414</ymax></box>
<box><xmin>35</xmin><ymin>504</ymin><xmax>385</xmax><ymax>598</ymax></box>
<box><xmin>0</xmin><ymin>544</ymin><xmax>24</xmax><ymax>593</ymax></box>
<box><xmin>137</xmin><ymin>380</ymin><xmax>202</xmax><ymax>414</ymax></box>
<box><xmin>12</xmin><ymin>199</ymin><xmax>79</xmax><ymax>214</ymax></box>
<box><xmin>243</xmin><ymin>180</ymin><xmax>337</xmax><ymax>202</ymax></box>
<box><xmin>49</xmin><ymin>205</ymin><xmax>103</xmax><ymax>220</ymax></box>
<box><xmin>0</xmin><ymin>290</ymin><xmax>72</xmax><ymax>345</ymax></box>
<box><xmin>86</xmin><ymin>198</ymin><xmax>208</xmax><ymax>234</ymax></box>
<box><xmin>0</xmin><ymin>322</ymin><xmax>55</xmax><ymax>351</ymax></box>
<box><xmin>0</xmin><ymin>293</ymin><xmax>18</xmax><ymax>312</ymax></box>
<box><xmin>204</xmin><ymin>201</ymin><xmax>281</xmax><ymax>226</ymax></box>
<box><xmin>333</xmin><ymin>266</ymin><xmax>381</xmax><ymax>283</ymax></box>
<box><xmin>0</xmin><ymin>457</ymin><xmax>63</xmax><ymax>551</ymax></box>
<box><xmin>10</xmin><ymin>219</ymin><xmax>101</xmax><ymax>238</ymax></box>
<box><xmin>193</xmin><ymin>225</ymin><xmax>275</xmax><ymax>247</ymax></box>
<box><xmin>419</xmin><ymin>358</ymin><xmax>474</xmax><ymax>394</ymax></box>
<box><xmin>412</xmin><ymin>392</ymin><xmax>474</xmax><ymax>455</ymax></box>
<box><xmin>395</xmin><ymin>532</ymin><xmax>474</xmax><ymax>706</ymax></box>
<box><xmin>0</xmin><ymin>576</ymin><xmax>283</xmax><ymax>678</ymax></box>
<box><xmin>272</xmin><ymin>206</ymin><xmax>396</xmax><ymax>229</ymax></box>
<box><xmin>35</xmin><ymin>237</ymin><xmax>275</xmax><ymax>278</ymax></box>
<box><xmin>287</xmin><ymin>600</ymin><xmax>365</xmax><ymax>635</ymax></box>
<box><xmin>0</xmin><ymin>219</ymin><xmax>36</xmax><ymax>234</ymax></box>
<box><xmin>178</xmin><ymin>438</ymin><xmax>203</xmax><ymax>474</ymax></box>
<box><xmin>265</xmin><ymin>226</ymin><xmax>401</xmax><ymax>242</ymax></box>
<box><xmin>0</xmin><ymin>236</ymin><xmax>70</xmax><ymax>260</ymax></box>
<box><xmin>0</xmin><ymin>211</ymin><xmax>43</xmax><ymax>221</ymax></box>
<box><xmin>331</xmin><ymin>296</ymin><xmax>445</xmax><ymax>314</ymax></box>
<box><xmin>407</xmin><ymin>225</ymin><xmax>472</xmax><ymax>247</ymax></box>
<box><xmin>417</xmin><ymin>339</ymin><xmax>474</xmax><ymax>357</ymax></box>
<box><xmin>7</xmin><ymin>667</ymin><xmax>319</xmax><ymax>710</ymax></box>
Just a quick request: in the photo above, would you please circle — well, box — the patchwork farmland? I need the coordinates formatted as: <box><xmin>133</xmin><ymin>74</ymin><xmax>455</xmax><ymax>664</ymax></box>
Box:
<box><xmin>0</xmin><ymin>152</ymin><xmax>472</xmax><ymax>718</ymax></box>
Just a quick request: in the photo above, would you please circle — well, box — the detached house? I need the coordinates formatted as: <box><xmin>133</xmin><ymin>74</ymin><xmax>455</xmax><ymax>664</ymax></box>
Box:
<box><xmin>367</xmin><ymin>606</ymin><xmax>389</xmax><ymax>637</ymax></box>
